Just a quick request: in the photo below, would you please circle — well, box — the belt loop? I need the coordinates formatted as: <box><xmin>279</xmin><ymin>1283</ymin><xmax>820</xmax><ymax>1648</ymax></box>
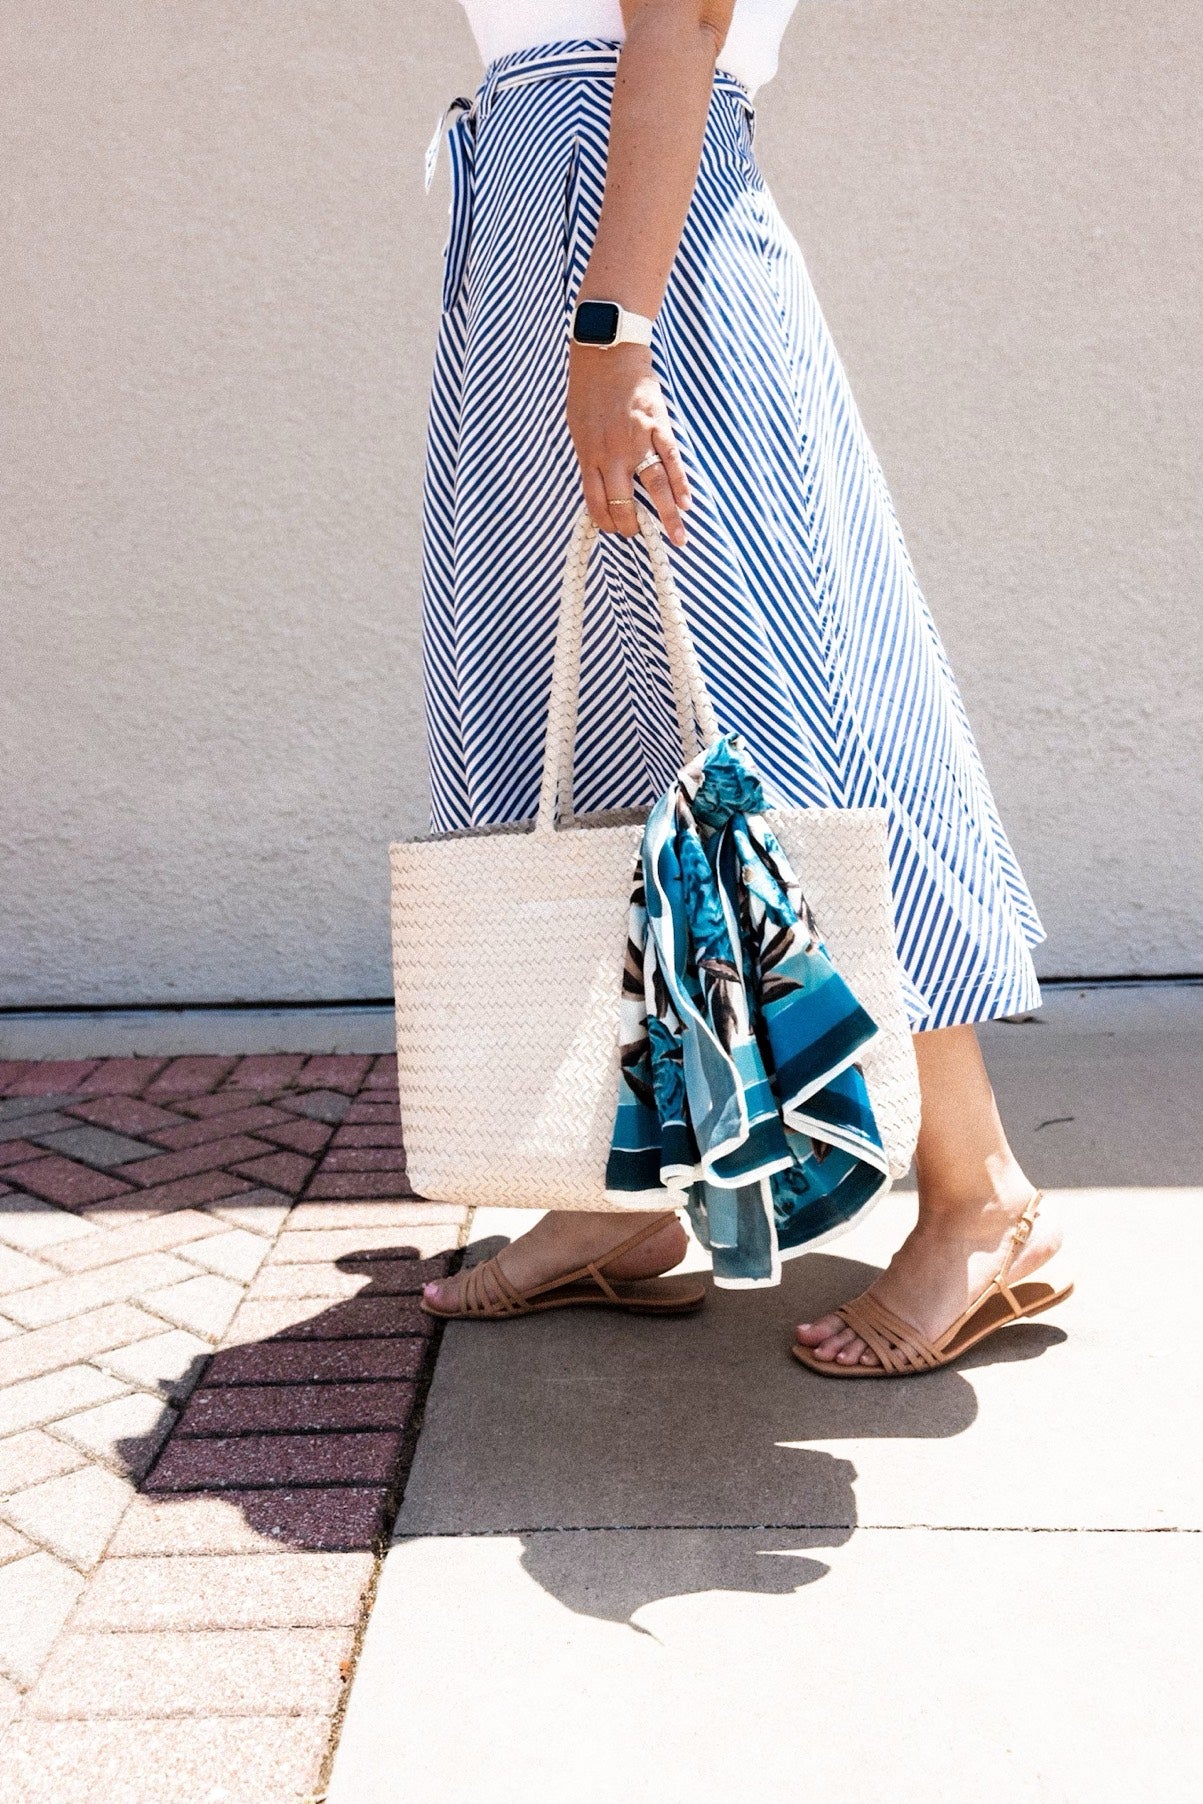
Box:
<box><xmin>424</xmin><ymin>95</ymin><xmax>474</xmax><ymax>194</ymax></box>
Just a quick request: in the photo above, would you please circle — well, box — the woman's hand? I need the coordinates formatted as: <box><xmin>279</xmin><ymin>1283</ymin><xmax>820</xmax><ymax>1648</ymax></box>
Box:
<box><xmin>567</xmin><ymin>340</ymin><xmax>691</xmax><ymax>546</ymax></box>
<box><xmin>563</xmin><ymin>4</ymin><xmax>734</xmax><ymax>548</ymax></box>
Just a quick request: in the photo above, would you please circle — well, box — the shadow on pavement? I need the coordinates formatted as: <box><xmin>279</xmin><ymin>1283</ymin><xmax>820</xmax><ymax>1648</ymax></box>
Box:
<box><xmin>115</xmin><ymin>1242</ymin><xmax>458</xmax><ymax>1552</ymax></box>
<box><xmin>115</xmin><ymin>1235</ymin><xmax>1066</xmax><ymax>1627</ymax></box>
<box><xmin>386</xmin><ymin>1236</ymin><xmax>1065</xmax><ymax>1625</ymax></box>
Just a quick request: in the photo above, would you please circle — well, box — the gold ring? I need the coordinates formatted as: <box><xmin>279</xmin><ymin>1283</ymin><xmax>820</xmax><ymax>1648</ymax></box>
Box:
<box><xmin>608</xmin><ymin>496</ymin><xmax>636</xmax><ymax>508</ymax></box>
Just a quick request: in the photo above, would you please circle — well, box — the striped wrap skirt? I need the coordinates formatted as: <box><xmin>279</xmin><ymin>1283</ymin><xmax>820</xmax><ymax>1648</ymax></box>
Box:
<box><xmin>421</xmin><ymin>39</ymin><xmax>1044</xmax><ymax>1030</ymax></box>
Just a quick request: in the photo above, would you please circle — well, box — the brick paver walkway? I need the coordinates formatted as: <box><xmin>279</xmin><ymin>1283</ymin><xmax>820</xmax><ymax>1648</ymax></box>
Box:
<box><xmin>0</xmin><ymin>1054</ymin><xmax>468</xmax><ymax>1803</ymax></box>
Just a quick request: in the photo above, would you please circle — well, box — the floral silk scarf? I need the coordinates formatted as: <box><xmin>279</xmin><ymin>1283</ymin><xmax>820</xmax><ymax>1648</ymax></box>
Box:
<box><xmin>605</xmin><ymin>736</ymin><xmax>890</xmax><ymax>1286</ymax></box>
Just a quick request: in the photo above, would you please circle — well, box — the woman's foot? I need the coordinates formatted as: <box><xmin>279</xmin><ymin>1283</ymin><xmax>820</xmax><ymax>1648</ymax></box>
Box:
<box><xmin>422</xmin><ymin>1209</ymin><xmax>688</xmax><ymax>1314</ymax></box>
<box><xmin>795</xmin><ymin>1182</ymin><xmax>1063</xmax><ymax>1369</ymax></box>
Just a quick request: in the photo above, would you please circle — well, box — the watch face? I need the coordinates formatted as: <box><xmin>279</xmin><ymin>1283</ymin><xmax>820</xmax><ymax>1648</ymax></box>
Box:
<box><xmin>573</xmin><ymin>300</ymin><xmax>620</xmax><ymax>346</ymax></box>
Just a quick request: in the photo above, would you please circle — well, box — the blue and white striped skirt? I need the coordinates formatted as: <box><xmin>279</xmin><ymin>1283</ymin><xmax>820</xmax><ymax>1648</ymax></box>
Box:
<box><xmin>421</xmin><ymin>40</ymin><xmax>1044</xmax><ymax>1030</ymax></box>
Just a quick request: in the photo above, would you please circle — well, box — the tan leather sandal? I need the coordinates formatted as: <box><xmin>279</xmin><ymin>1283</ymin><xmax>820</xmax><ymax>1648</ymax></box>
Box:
<box><xmin>792</xmin><ymin>1190</ymin><xmax>1072</xmax><ymax>1378</ymax></box>
<box><xmin>420</xmin><ymin>1212</ymin><xmax>706</xmax><ymax>1320</ymax></box>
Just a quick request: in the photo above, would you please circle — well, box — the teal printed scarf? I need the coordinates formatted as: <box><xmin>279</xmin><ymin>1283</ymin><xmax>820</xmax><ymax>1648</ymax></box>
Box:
<box><xmin>605</xmin><ymin>736</ymin><xmax>890</xmax><ymax>1287</ymax></box>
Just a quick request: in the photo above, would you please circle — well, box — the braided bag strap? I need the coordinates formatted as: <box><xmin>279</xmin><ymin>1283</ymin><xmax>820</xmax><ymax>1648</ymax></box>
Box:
<box><xmin>534</xmin><ymin>505</ymin><xmax>721</xmax><ymax>836</ymax></box>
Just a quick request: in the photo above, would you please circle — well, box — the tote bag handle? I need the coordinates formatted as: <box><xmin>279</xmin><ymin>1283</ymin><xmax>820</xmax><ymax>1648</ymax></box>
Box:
<box><xmin>535</xmin><ymin>505</ymin><xmax>721</xmax><ymax>836</ymax></box>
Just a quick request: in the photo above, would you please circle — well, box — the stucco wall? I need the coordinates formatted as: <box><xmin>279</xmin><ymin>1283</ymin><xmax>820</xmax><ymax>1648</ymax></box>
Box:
<box><xmin>2</xmin><ymin>1</ymin><xmax>1199</xmax><ymax>1006</ymax></box>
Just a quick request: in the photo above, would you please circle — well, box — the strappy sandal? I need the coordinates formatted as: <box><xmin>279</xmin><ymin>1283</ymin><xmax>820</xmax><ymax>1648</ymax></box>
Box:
<box><xmin>792</xmin><ymin>1190</ymin><xmax>1072</xmax><ymax>1378</ymax></box>
<box><xmin>420</xmin><ymin>1211</ymin><xmax>706</xmax><ymax>1320</ymax></box>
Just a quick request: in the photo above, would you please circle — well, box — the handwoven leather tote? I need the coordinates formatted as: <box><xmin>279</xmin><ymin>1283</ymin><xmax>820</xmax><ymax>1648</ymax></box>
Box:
<box><xmin>390</xmin><ymin>507</ymin><xmax>921</xmax><ymax>1209</ymax></box>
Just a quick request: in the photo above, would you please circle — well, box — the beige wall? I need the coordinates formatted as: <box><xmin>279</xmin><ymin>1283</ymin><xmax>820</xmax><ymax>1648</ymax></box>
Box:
<box><xmin>2</xmin><ymin>1</ymin><xmax>1199</xmax><ymax>1006</ymax></box>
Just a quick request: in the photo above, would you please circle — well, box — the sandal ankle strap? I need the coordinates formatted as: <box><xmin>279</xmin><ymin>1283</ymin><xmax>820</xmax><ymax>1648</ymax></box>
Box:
<box><xmin>522</xmin><ymin>1210</ymin><xmax>680</xmax><ymax>1303</ymax></box>
<box><xmin>995</xmin><ymin>1189</ymin><xmax>1043</xmax><ymax>1293</ymax></box>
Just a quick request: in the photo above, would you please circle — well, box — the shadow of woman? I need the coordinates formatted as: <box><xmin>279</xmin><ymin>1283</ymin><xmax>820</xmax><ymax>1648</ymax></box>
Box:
<box><xmin>117</xmin><ymin>1235</ymin><xmax>1064</xmax><ymax>1631</ymax></box>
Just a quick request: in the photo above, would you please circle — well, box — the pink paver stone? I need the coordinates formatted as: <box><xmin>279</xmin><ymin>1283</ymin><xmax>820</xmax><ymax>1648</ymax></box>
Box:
<box><xmin>144</xmin><ymin>1057</ymin><xmax>239</xmax><ymax>1099</ymax></box>
<box><xmin>0</xmin><ymin>1550</ymin><xmax>87</xmax><ymax>1687</ymax></box>
<box><xmin>73</xmin><ymin>1549</ymin><xmax>373</xmax><ymax>1631</ymax></box>
<box><xmin>268</xmin><ymin>1248</ymin><xmax>450</xmax><ymax>1291</ymax></box>
<box><xmin>288</xmin><ymin>1199</ymin><xmax>448</xmax><ymax>1229</ymax></box>
<box><xmin>0</xmin><ymin>1242</ymin><xmax>57</xmax><ymax>1294</ymax></box>
<box><xmin>3</xmin><ymin>1464</ymin><xmax>135</xmax><ymax>1572</ymax></box>
<box><xmin>0</xmin><ymin>1522</ymin><xmax>33</xmax><ymax>1563</ymax></box>
<box><xmin>174</xmin><ymin>1089</ymin><xmax>272</xmax><ymax>1119</ymax></box>
<box><xmin>344</xmin><ymin>1099</ymin><xmax>401</xmax><ymax>1125</ymax></box>
<box><xmin>0</xmin><ymin>1716</ymin><xmax>331</xmax><ymax>1804</ymax></box>
<box><xmin>141</xmin><ymin>1272</ymin><xmax>244</xmax><ymax>1341</ymax></box>
<box><xmin>202</xmin><ymin>1190</ymin><xmax>292</xmax><ymax>1237</ymax></box>
<box><xmin>109</xmin><ymin>1486</ymin><xmax>387</xmax><ymax>1554</ymax></box>
<box><xmin>0</xmin><ymin>1139</ymin><xmax>53</xmax><ymax>1168</ymax></box>
<box><xmin>253</xmin><ymin>1114</ymin><xmax>333</xmax><ymax>1155</ymax></box>
<box><xmin>51</xmin><ymin>1389</ymin><xmax>178</xmax><ymax>1479</ymax></box>
<box><xmin>226</xmin><ymin>1295</ymin><xmax>430</xmax><ymax>1342</ymax></box>
<box><xmin>25</xmin><ymin>1624</ymin><xmax>354</xmax><ymax>1718</ymax></box>
<box><xmin>363</xmin><ymin>1054</ymin><xmax>398</xmax><ymax>1089</ymax></box>
<box><xmin>332</xmin><ymin>1122</ymin><xmax>407</xmax><ymax>1148</ymax></box>
<box><xmin>318</xmin><ymin>1146</ymin><xmax>410</xmax><ymax>1173</ymax></box>
<box><xmin>146</xmin><ymin>1428</ymin><xmax>403</xmax><ymax>1490</ymax></box>
<box><xmin>305</xmin><ymin>1170</ymin><xmax>417</xmax><ymax>1200</ymax></box>
<box><xmin>2</xmin><ymin>1061</ymin><xmax>99</xmax><ymax>1098</ymax></box>
<box><xmin>123</xmin><ymin>1135</ymin><xmax>274</xmax><ymax>1190</ymax></box>
<box><xmin>74</xmin><ymin>1059</ymin><xmax>168</xmax><ymax>1096</ymax></box>
<box><xmin>1</xmin><ymin>1251</ymin><xmax>200</xmax><ymax>1330</ymax></box>
<box><xmin>0</xmin><ymin>1430</ymin><xmax>86</xmax><ymax>1494</ymax></box>
<box><xmin>230</xmin><ymin>1054</ymin><xmax>309</xmax><ymax>1091</ymax></box>
<box><xmin>0</xmin><ymin>1364</ymin><xmax>129</xmax><ymax>1437</ymax></box>
<box><xmin>66</xmin><ymin>1095</ymin><xmax>188</xmax><ymax>1135</ymax></box>
<box><xmin>83</xmin><ymin>1170</ymin><xmax>255</xmax><ymax>1223</ymax></box>
<box><xmin>246</xmin><ymin>1257</ymin><xmax>435</xmax><ymax>1301</ymax></box>
<box><xmin>299</xmin><ymin>1054</ymin><xmax>374</xmax><ymax>1093</ymax></box>
<box><xmin>0</xmin><ymin>1302</ymin><xmax>165</xmax><ymax>1388</ymax></box>
<box><xmin>270</xmin><ymin>1225</ymin><xmax>451</xmax><ymax>1264</ymax></box>
<box><xmin>41</xmin><ymin>1208</ymin><xmax>224</xmax><ymax>1275</ymax></box>
<box><xmin>145</xmin><ymin>1105</ymin><xmax>293</xmax><ymax>1151</ymax></box>
<box><xmin>232</xmin><ymin>1149</ymin><xmax>315</xmax><ymax>1193</ymax></box>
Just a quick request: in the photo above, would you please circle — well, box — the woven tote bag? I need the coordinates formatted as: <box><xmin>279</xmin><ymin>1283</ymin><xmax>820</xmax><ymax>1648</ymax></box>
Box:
<box><xmin>390</xmin><ymin>507</ymin><xmax>921</xmax><ymax>1210</ymax></box>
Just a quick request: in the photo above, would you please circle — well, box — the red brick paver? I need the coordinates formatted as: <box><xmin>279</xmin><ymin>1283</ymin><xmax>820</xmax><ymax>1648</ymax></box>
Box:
<box><xmin>0</xmin><ymin>1142</ymin><xmax>52</xmax><ymax>1170</ymax></box>
<box><xmin>143</xmin><ymin>1057</ymin><xmax>240</xmax><ymax>1098</ymax></box>
<box><xmin>146</xmin><ymin>1429</ymin><xmax>404</xmax><ymax>1492</ymax></box>
<box><xmin>6</xmin><ymin>1158</ymin><xmax>134</xmax><ymax>1209</ymax></box>
<box><xmin>74</xmin><ymin>1059</ymin><xmax>168</xmax><ymax>1097</ymax></box>
<box><xmin>0</xmin><ymin>1051</ymin><xmax>467</xmax><ymax>1800</ymax></box>
<box><xmin>68</xmin><ymin>1095</ymin><xmax>187</xmax><ymax>1137</ymax></box>
<box><xmin>233</xmin><ymin>1149</ymin><xmax>316</xmax><ymax>1194</ymax></box>
<box><xmin>306</xmin><ymin>1169</ymin><xmax>418</xmax><ymax>1199</ymax></box>
<box><xmin>2</xmin><ymin>1062</ymin><xmax>99</xmax><ymax>1098</ymax></box>
<box><xmin>176</xmin><ymin>1380</ymin><xmax>415</xmax><ymax>1437</ymax></box>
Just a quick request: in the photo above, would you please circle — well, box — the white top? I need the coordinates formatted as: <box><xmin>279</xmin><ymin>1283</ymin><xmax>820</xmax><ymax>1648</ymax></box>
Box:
<box><xmin>458</xmin><ymin>1</ymin><xmax>799</xmax><ymax>96</ymax></box>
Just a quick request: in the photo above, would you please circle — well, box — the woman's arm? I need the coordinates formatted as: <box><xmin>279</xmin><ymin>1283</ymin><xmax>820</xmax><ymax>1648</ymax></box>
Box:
<box><xmin>567</xmin><ymin>1</ymin><xmax>735</xmax><ymax>547</ymax></box>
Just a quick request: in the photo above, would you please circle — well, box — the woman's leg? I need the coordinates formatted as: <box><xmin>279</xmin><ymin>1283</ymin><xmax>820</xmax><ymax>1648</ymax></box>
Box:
<box><xmin>421</xmin><ymin>1209</ymin><xmax>689</xmax><ymax>1312</ymax></box>
<box><xmin>795</xmin><ymin>1024</ymin><xmax>1062</xmax><ymax>1366</ymax></box>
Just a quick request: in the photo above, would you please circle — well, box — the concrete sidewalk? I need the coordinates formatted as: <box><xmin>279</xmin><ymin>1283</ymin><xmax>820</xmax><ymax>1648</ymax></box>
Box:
<box><xmin>329</xmin><ymin>998</ymin><xmax>1203</xmax><ymax>1803</ymax></box>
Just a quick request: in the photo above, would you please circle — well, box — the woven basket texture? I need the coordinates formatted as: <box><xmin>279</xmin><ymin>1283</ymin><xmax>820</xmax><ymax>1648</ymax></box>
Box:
<box><xmin>390</xmin><ymin>509</ymin><xmax>921</xmax><ymax>1209</ymax></box>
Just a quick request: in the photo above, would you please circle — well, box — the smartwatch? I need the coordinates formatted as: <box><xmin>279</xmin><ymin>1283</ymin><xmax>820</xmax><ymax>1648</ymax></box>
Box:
<box><xmin>570</xmin><ymin>299</ymin><xmax>655</xmax><ymax>349</ymax></box>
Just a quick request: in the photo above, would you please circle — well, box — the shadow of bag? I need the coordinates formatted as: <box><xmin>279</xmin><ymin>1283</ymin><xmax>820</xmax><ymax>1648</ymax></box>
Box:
<box><xmin>390</xmin><ymin>507</ymin><xmax>921</xmax><ymax>1209</ymax></box>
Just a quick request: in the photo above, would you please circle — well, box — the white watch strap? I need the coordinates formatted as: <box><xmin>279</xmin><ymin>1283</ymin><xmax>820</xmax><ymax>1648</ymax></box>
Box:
<box><xmin>614</xmin><ymin>307</ymin><xmax>654</xmax><ymax>347</ymax></box>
